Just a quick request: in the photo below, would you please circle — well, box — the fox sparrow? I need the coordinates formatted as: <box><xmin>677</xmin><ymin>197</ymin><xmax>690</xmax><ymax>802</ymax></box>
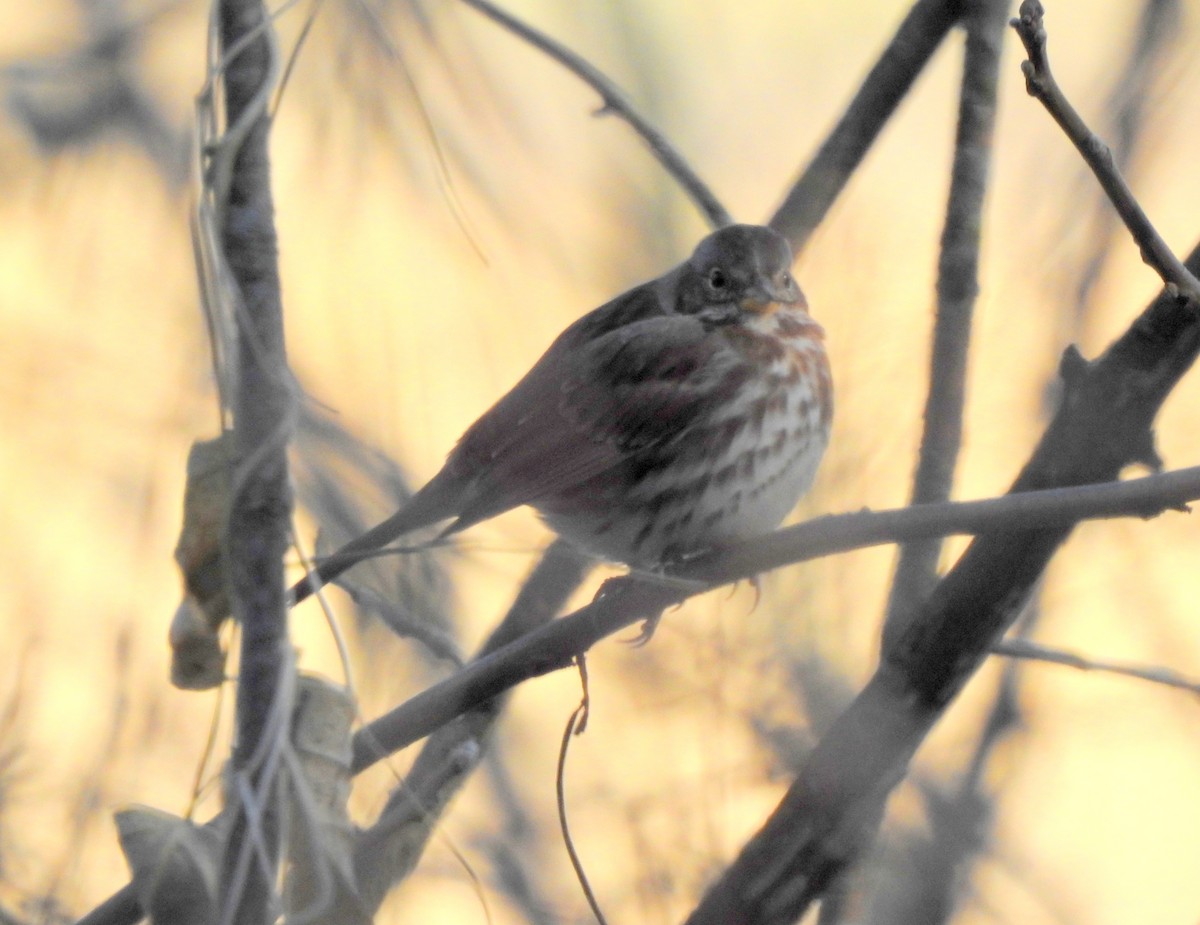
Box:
<box><xmin>292</xmin><ymin>224</ymin><xmax>832</xmax><ymax>604</ymax></box>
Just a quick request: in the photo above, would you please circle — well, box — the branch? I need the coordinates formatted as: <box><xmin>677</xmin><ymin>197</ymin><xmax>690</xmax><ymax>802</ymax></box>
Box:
<box><xmin>458</xmin><ymin>0</ymin><xmax>731</xmax><ymax>229</ymax></box>
<box><xmin>992</xmin><ymin>638</ymin><xmax>1200</xmax><ymax>698</ymax></box>
<box><xmin>80</xmin><ymin>426</ymin><xmax>1200</xmax><ymax>925</ymax></box>
<box><xmin>768</xmin><ymin>0</ymin><xmax>965</xmax><ymax>254</ymax></box>
<box><xmin>351</xmin><ymin>541</ymin><xmax>590</xmax><ymax>913</ymax></box>
<box><xmin>1011</xmin><ymin>0</ymin><xmax>1200</xmax><ymax>302</ymax></box>
<box><xmin>1068</xmin><ymin>0</ymin><xmax>1181</xmax><ymax>324</ymax></box>
<box><xmin>884</xmin><ymin>0</ymin><xmax>1009</xmax><ymax>645</ymax></box>
<box><xmin>208</xmin><ymin>0</ymin><xmax>293</xmax><ymax>921</ymax></box>
<box><xmin>349</xmin><ymin>462</ymin><xmax>1200</xmax><ymax>773</ymax></box>
<box><xmin>684</xmin><ymin>218</ymin><xmax>1200</xmax><ymax>921</ymax></box>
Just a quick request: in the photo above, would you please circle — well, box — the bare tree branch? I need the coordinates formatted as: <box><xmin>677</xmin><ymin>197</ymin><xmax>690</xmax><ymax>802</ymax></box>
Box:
<box><xmin>81</xmin><ymin>409</ymin><xmax>1200</xmax><ymax>925</ymax></box>
<box><xmin>993</xmin><ymin>638</ymin><xmax>1200</xmax><ymax>697</ymax></box>
<box><xmin>208</xmin><ymin>0</ymin><xmax>294</xmax><ymax>920</ymax></box>
<box><xmin>769</xmin><ymin>0</ymin><xmax>965</xmax><ymax>254</ymax></box>
<box><xmin>683</xmin><ymin>245</ymin><xmax>1200</xmax><ymax>925</ymax></box>
<box><xmin>350</xmin><ymin>458</ymin><xmax>1200</xmax><ymax>774</ymax></box>
<box><xmin>458</xmin><ymin>0</ymin><xmax>731</xmax><ymax>229</ymax></box>
<box><xmin>883</xmin><ymin>0</ymin><xmax>1009</xmax><ymax>649</ymax></box>
<box><xmin>1068</xmin><ymin>0</ymin><xmax>1181</xmax><ymax>327</ymax></box>
<box><xmin>1012</xmin><ymin>0</ymin><xmax>1200</xmax><ymax>302</ymax></box>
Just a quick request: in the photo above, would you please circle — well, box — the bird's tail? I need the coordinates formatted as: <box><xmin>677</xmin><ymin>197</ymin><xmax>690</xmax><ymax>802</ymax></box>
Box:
<box><xmin>289</xmin><ymin>468</ymin><xmax>460</xmax><ymax>606</ymax></box>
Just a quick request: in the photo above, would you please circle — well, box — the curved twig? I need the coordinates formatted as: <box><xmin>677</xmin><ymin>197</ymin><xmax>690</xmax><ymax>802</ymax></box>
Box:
<box><xmin>458</xmin><ymin>0</ymin><xmax>731</xmax><ymax>229</ymax></box>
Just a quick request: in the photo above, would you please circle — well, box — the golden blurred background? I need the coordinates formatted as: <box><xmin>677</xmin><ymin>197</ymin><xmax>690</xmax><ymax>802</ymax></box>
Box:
<box><xmin>2</xmin><ymin>0</ymin><xmax>1200</xmax><ymax>922</ymax></box>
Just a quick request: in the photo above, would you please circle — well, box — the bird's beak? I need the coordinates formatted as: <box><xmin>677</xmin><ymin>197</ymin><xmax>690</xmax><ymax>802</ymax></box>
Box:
<box><xmin>739</xmin><ymin>279</ymin><xmax>799</xmax><ymax>314</ymax></box>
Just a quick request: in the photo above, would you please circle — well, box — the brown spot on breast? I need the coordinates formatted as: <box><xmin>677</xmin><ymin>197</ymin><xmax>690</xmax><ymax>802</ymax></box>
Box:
<box><xmin>748</xmin><ymin>396</ymin><xmax>769</xmax><ymax>434</ymax></box>
<box><xmin>766</xmin><ymin>391</ymin><xmax>789</xmax><ymax>415</ymax></box>
<box><xmin>723</xmin><ymin>326</ymin><xmax>787</xmax><ymax>364</ymax></box>
<box><xmin>740</xmin><ymin>450</ymin><xmax>756</xmax><ymax>479</ymax></box>
<box><xmin>776</xmin><ymin>313</ymin><xmax>807</xmax><ymax>338</ymax></box>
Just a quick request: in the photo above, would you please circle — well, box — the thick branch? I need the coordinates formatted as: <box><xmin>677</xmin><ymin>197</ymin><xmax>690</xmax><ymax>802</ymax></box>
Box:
<box><xmin>769</xmin><ymin>0</ymin><xmax>965</xmax><ymax>254</ymax></box>
<box><xmin>459</xmin><ymin>0</ymin><xmax>731</xmax><ymax>229</ymax></box>
<box><xmin>684</xmin><ymin>253</ymin><xmax>1200</xmax><ymax>925</ymax></box>
<box><xmin>214</xmin><ymin>0</ymin><xmax>292</xmax><ymax>922</ymax></box>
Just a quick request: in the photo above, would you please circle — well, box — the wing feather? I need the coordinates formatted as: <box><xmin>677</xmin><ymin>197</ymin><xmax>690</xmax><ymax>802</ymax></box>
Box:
<box><xmin>444</xmin><ymin>287</ymin><xmax>740</xmax><ymax>529</ymax></box>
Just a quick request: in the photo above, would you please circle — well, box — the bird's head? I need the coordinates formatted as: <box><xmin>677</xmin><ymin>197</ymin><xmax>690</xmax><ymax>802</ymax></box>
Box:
<box><xmin>676</xmin><ymin>224</ymin><xmax>804</xmax><ymax>323</ymax></box>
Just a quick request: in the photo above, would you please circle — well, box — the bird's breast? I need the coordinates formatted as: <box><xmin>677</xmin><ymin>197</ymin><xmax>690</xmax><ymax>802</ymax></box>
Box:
<box><xmin>540</xmin><ymin>307</ymin><xmax>833</xmax><ymax>567</ymax></box>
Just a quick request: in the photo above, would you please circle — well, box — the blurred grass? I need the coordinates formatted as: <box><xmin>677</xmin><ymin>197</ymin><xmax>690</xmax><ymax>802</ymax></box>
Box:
<box><xmin>1</xmin><ymin>1</ymin><xmax>1199</xmax><ymax>922</ymax></box>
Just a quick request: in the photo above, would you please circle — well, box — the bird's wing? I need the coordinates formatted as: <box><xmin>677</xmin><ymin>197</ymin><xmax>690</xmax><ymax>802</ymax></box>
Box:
<box><xmin>446</xmin><ymin>298</ymin><xmax>742</xmax><ymax>529</ymax></box>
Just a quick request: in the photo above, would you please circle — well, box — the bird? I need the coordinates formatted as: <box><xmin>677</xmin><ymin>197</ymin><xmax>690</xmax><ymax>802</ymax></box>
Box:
<box><xmin>291</xmin><ymin>224</ymin><xmax>832</xmax><ymax>608</ymax></box>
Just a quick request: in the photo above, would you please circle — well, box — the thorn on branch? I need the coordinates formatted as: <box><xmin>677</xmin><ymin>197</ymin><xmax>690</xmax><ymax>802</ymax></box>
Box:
<box><xmin>1130</xmin><ymin>428</ymin><xmax>1164</xmax><ymax>475</ymax></box>
<box><xmin>1057</xmin><ymin>344</ymin><xmax>1089</xmax><ymax>387</ymax></box>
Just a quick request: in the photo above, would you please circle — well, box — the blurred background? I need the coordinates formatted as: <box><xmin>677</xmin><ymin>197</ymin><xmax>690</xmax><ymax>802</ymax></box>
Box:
<box><xmin>2</xmin><ymin>0</ymin><xmax>1200</xmax><ymax>922</ymax></box>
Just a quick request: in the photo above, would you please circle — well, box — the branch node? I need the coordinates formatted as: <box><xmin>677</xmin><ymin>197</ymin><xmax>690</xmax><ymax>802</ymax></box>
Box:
<box><xmin>1130</xmin><ymin>428</ymin><xmax>1164</xmax><ymax>475</ymax></box>
<box><xmin>1057</xmin><ymin>344</ymin><xmax>1090</xmax><ymax>387</ymax></box>
<box><xmin>1012</xmin><ymin>1</ymin><xmax>1047</xmax><ymax>66</ymax></box>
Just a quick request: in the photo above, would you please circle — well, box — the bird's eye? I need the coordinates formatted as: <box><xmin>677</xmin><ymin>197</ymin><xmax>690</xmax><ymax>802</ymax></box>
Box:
<box><xmin>707</xmin><ymin>268</ymin><xmax>728</xmax><ymax>291</ymax></box>
<box><xmin>777</xmin><ymin>271</ymin><xmax>794</xmax><ymax>289</ymax></box>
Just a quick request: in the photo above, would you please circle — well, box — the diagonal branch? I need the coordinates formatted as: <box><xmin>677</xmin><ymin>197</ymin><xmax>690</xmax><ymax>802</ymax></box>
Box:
<box><xmin>351</xmin><ymin>541</ymin><xmax>590</xmax><ymax>913</ymax></box>
<box><xmin>688</xmin><ymin>97</ymin><xmax>1200</xmax><ymax>924</ymax></box>
<box><xmin>459</xmin><ymin>0</ymin><xmax>731</xmax><ymax>229</ymax></box>
<box><xmin>1012</xmin><ymin>0</ymin><xmax>1200</xmax><ymax>302</ymax></box>
<box><xmin>769</xmin><ymin>0</ymin><xmax>965</xmax><ymax>254</ymax></box>
<box><xmin>684</xmin><ymin>264</ymin><xmax>1200</xmax><ymax>923</ymax></box>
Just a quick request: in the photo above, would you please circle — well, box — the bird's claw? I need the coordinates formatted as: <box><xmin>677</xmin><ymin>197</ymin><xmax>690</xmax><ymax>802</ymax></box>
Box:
<box><xmin>625</xmin><ymin>611</ymin><xmax>665</xmax><ymax>647</ymax></box>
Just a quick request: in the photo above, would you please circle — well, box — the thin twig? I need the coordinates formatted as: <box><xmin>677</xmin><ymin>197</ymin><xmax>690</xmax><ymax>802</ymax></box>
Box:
<box><xmin>458</xmin><ymin>0</ymin><xmax>731</xmax><ymax>229</ymax></box>
<box><xmin>1067</xmin><ymin>0</ymin><xmax>1181</xmax><ymax>327</ymax></box>
<box><xmin>351</xmin><ymin>463</ymin><xmax>1200</xmax><ymax>772</ymax></box>
<box><xmin>1011</xmin><ymin>0</ymin><xmax>1200</xmax><ymax>302</ymax></box>
<box><xmin>557</xmin><ymin>659</ymin><xmax>607</xmax><ymax>925</ymax></box>
<box><xmin>769</xmin><ymin>0</ymin><xmax>965</xmax><ymax>254</ymax></box>
<box><xmin>993</xmin><ymin>638</ymin><xmax>1200</xmax><ymax>698</ymax></box>
<box><xmin>884</xmin><ymin>0</ymin><xmax>1009</xmax><ymax>647</ymax></box>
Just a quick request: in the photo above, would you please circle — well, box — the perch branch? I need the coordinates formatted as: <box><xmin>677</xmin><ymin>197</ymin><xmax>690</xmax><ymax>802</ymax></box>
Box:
<box><xmin>350</xmin><ymin>461</ymin><xmax>1200</xmax><ymax>773</ymax></box>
